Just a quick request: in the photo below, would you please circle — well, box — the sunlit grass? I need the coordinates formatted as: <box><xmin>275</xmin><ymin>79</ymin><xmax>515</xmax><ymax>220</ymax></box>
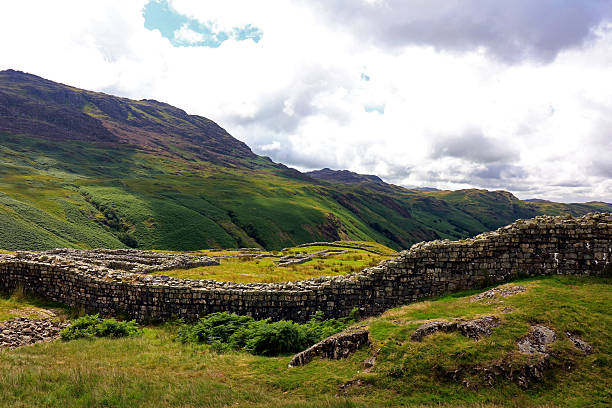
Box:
<box><xmin>153</xmin><ymin>244</ymin><xmax>396</xmax><ymax>283</ymax></box>
<box><xmin>0</xmin><ymin>276</ymin><xmax>609</xmax><ymax>407</ymax></box>
<box><xmin>0</xmin><ymin>288</ymin><xmax>68</xmax><ymax>322</ymax></box>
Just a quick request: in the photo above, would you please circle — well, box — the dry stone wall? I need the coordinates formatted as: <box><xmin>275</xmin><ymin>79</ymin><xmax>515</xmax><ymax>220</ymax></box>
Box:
<box><xmin>32</xmin><ymin>248</ymin><xmax>219</xmax><ymax>272</ymax></box>
<box><xmin>0</xmin><ymin>213</ymin><xmax>610</xmax><ymax>323</ymax></box>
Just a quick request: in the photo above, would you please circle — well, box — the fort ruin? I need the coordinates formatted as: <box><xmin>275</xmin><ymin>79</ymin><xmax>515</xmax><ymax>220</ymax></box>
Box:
<box><xmin>0</xmin><ymin>213</ymin><xmax>610</xmax><ymax>323</ymax></box>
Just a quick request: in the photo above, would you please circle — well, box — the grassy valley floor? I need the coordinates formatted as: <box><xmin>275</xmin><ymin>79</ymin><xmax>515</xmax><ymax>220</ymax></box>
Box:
<box><xmin>0</xmin><ymin>275</ymin><xmax>610</xmax><ymax>407</ymax></box>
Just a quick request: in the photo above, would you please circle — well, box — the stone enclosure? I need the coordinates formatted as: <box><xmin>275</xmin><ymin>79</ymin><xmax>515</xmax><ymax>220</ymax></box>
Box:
<box><xmin>0</xmin><ymin>213</ymin><xmax>610</xmax><ymax>323</ymax></box>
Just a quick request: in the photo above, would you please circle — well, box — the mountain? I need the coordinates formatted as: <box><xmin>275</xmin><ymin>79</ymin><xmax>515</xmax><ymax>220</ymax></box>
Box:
<box><xmin>306</xmin><ymin>168</ymin><xmax>385</xmax><ymax>185</ymax></box>
<box><xmin>0</xmin><ymin>69</ymin><xmax>610</xmax><ymax>251</ymax></box>
<box><xmin>412</xmin><ymin>186</ymin><xmax>440</xmax><ymax>191</ymax></box>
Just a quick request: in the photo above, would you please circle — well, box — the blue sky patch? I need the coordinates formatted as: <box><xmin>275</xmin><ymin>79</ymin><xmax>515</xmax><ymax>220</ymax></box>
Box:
<box><xmin>360</xmin><ymin>73</ymin><xmax>370</xmax><ymax>81</ymax></box>
<box><xmin>364</xmin><ymin>104</ymin><xmax>385</xmax><ymax>114</ymax></box>
<box><xmin>143</xmin><ymin>0</ymin><xmax>262</xmax><ymax>47</ymax></box>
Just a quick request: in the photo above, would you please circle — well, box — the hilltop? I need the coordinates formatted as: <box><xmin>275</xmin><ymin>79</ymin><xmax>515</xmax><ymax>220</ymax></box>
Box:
<box><xmin>0</xmin><ymin>69</ymin><xmax>610</xmax><ymax>251</ymax></box>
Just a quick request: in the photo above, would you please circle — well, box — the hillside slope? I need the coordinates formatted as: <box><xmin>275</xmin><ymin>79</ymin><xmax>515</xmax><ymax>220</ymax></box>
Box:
<box><xmin>0</xmin><ymin>69</ymin><xmax>610</xmax><ymax>251</ymax></box>
<box><xmin>0</xmin><ymin>275</ymin><xmax>609</xmax><ymax>407</ymax></box>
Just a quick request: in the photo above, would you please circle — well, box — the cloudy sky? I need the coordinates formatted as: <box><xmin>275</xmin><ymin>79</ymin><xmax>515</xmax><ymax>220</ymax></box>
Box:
<box><xmin>1</xmin><ymin>0</ymin><xmax>612</xmax><ymax>203</ymax></box>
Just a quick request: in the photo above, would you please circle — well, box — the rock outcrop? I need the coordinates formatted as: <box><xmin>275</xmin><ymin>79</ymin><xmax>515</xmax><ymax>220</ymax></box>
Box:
<box><xmin>471</xmin><ymin>285</ymin><xmax>526</xmax><ymax>302</ymax></box>
<box><xmin>517</xmin><ymin>325</ymin><xmax>556</xmax><ymax>354</ymax></box>
<box><xmin>565</xmin><ymin>332</ymin><xmax>593</xmax><ymax>355</ymax></box>
<box><xmin>411</xmin><ymin>316</ymin><xmax>501</xmax><ymax>342</ymax></box>
<box><xmin>288</xmin><ymin>327</ymin><xmax>370</xmax><ymax>367</ymax></box>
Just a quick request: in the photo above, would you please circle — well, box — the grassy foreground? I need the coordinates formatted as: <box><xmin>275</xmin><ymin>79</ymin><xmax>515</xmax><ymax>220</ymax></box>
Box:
<box><xmin>0</xmin><ymin>275</ymin><xmax>610</xmax><ymax>407</ymax></box>
<box><xmin>155</xmin><ymin>242</ymin><xmax>396</xmax><ymax>283</ymax></box>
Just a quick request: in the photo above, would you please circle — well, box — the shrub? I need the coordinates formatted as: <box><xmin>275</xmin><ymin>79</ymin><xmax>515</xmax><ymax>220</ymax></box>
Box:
<box><xmin>176</xmin><ymin>312</ymin><xmax>253</xmax><ymax>345</ymax></box>
<box><xmin>243</xmin><ymin>320</ymin><xmax>309</xmax><ymax>356</ymax></box>
<box><xmin>176</xmin><ymin>309</ymin><xmax>360</xmax><ymax>356</ymax></box>
<box><xmin>61</xmin><ymin>314</ymin><xmax>142</xmax><ymax>340</ymax></box>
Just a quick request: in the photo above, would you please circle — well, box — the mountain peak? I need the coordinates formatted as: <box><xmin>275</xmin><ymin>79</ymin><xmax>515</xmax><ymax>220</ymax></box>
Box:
<box><xmin>0</xmin><ymin>69</ymin><xmax>257</xmax><ymax>166</ymax></box>
<box><xmin>306</xmin><ymin>168</ymin><xmax>385</xmax><ymax>185</ymax></box>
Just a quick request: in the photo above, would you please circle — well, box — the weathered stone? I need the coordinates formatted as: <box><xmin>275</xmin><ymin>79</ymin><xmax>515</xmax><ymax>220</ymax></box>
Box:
<box><xmin>471</xmin><ymin>285</ymin><xmax>526</xmax><ymax>302</ymax></box>
<box><xmin>20</xmin><ymin>248</ymin><xmax>219</xmax><ymax>273</ymax></box>
<box><xmin>0</xmin><ymin>317</ymin><xmax>70</xmax><ymax>349</ymax></box>
<box><xmin>446</xmin><ymin>324</ymin><xmax>561</xmax><ymax>389</ymax></box>
<box><xmin>457</xmin><ymin>316</ymin><xmax>501</xmax><ymax>340</ymax></box>
<box><xmin>273</xmin><ymin>254</ymin><xmax>312</xmax><ymax>267</ymax></box>
<box><xmin>517</xmin><ymin>325</ymin><xmax>556</xmax><ymax>355</ymax></box>
<box><xmin>411</xmin><ymin>321</ymin><xmax>458</xmax><ymax>341</ymax></box>
<box><xmin>337</xmin><ymin>379</ymin><xmax>369</xmax><ymax>395</ymax></box>
<box><xmin>288</xmin><ymin>327</ymin><xmax>370</xmax><ymax>367</ymax></box>
<box><xmin>412</xmin><ymin>316</ymin><xmax>500</xmax><ymax>342</ymax></box>
<box><xmin>566</xmin><ymin>332</ymin><xmax>593</xmax><ymax>355</ymax></box>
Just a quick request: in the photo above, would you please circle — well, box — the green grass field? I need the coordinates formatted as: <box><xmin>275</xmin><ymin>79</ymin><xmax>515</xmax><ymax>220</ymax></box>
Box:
<box><xmin>155</xmin><ymin>243</ymin><xmax>396</xmax><ymax>283</ymax></box>
<box><xmin>1</xmin><ymin>275</ymin><xmax>609</xmax><ymax>407</ymax></box>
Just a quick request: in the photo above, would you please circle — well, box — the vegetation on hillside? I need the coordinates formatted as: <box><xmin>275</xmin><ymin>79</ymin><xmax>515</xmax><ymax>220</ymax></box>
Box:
<box><xmin>0</xmin><ymin>275</ymin><xmax>609</xmax><ymax>407</ymax></box>
<box><xmin>177</xmin><ymin>310</ymin><xmax>358</xmax><ymax>356</ymax></box>
<box><xmin>60</xmin><ymin>315</ymin><xmax>142</xmax><ymax>341</ymax></box>
<box><xmin>1</xmin><ymin>70</ymin><xmax>610</xmax><ymax>252</ymax></box>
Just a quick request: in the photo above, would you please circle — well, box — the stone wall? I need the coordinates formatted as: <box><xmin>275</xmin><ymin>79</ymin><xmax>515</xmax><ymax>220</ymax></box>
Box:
<box><xmin>0</xmin><ymin>213</ymin><xmax>610</xmax><ymax>323</ymax></box>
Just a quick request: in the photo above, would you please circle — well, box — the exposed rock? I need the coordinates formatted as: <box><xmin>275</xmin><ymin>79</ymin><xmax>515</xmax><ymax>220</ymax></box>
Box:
<box><xmin>457</xmin><ymin>316</ymin><xmax>501</xmax><ymax>340</ymax></box>
<box><xmin>288</xmin><ymin>327</ymin><xmax>370</xmax><ymax>367</ymax></box>
<box><xmin>411</xmin><ymin>321</ymin><xmax>457</xmax><ymax>341</ymax></box>
<box><xmin>451</xmin><ymin>356</ymin><xmax>552</xmax><ymax>389</ymax></box>
<box><xmin>566</xmin><ymin>332</ymin><xmax>593</xmax><ymax>355</ymax></box>
<box><xmin>446</xmin><ymin>325</ymin><xmax>559</xmax><ymax>389</ymax></box>
<box><xmin>0</xmin><ymin>317</ymin><xmax>70</xmax><ymax>349</ymax></box>
<box><xmin>273</xmin><ymin>254</ymin><xmax>312</xmax><ymax>267</ymax></box>
<box><xmin>472</xmin><ymin>286</ymin><xmax>526</xmax><ymax>302</ymax></box>
<box><xmin>411</xmin><ymin>316</ymin><xmax>500</xmax><ymax>342</ymax></box>
<box><xmin>517</xmin><ymin>325</ymin><xmax>556</xmax><ymax>354</ymax></box>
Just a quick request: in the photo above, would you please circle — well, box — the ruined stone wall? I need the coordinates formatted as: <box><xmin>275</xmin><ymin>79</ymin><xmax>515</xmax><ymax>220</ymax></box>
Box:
<box><xmin>0</xmin><ymin>213</ymin><xmax>610</xmax><ymax>322</ymax></box>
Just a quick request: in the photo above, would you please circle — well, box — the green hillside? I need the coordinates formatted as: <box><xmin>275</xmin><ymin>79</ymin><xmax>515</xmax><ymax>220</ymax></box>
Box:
<box><xmin>0</xmin><ymin>69</ymin><xmax>610</xmax><ymax>251</ymax></box>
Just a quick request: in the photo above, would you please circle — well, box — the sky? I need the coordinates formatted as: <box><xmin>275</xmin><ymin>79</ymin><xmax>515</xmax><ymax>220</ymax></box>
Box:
<box><xmin>1</xmin><ymin>0</ymin><xmax>611</xmax><ymax>203</ymax></box>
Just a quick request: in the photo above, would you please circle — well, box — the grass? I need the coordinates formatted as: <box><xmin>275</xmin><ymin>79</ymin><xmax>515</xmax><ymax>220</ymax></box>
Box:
<box><xmin>0</xmin><ymin>288</ymin><xmax>68</xmax><ymax>322</ymax></box>
<box><xmin>152</xmin><ymin>244</ymin><xmax>396</xmax><ymax>283</ymax></box>
<box><xmin>0</xmin><ymin>275</ymin><xmax>609</xmax><ymax>407</ymax></box>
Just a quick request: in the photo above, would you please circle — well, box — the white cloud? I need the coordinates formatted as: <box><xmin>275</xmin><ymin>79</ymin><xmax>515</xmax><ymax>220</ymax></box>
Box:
<box><xmin>0</xmin><ymin>0</ymin><xmax>610</xmax><ymax>202</ymax></box>
<box><xmin>260</xmin><ymin>141</ymin><xmax>281</xmax><ymax>151</ymax></box>
<box><xmin>173</xmin><ymin>23</ymin><xmax>204</xmax><ymax>44</ymax></box>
